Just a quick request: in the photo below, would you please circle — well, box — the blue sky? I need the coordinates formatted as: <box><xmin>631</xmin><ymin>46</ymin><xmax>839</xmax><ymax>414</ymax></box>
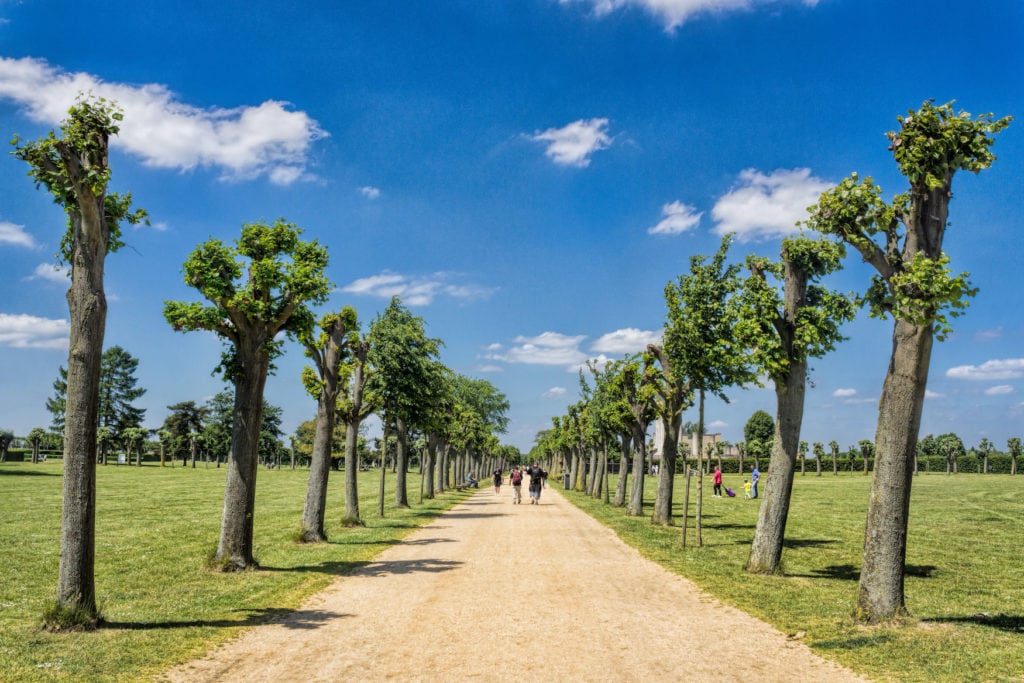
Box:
<box><xmin>1</xmin><ymin>0</ymin><xmax>1022</xmax><ymax>453</ymax></box>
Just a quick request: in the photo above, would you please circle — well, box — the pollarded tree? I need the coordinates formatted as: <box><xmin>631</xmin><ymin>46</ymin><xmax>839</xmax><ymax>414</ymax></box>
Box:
<box><xmin>812</xmin><ymin>442</ymin><xmax>825</xmax><ymax>477</ymax></box>
<box><xmin>976</xmin><ymin>437</ymin><xmax>993</xmax><ymax>474</ymax></box>
<box><xmin>28</xmin><ymin>427</ymin><xmax>47</xmax><ymax>464</ymax></box>
<box><xmin>297</xmin><ymin>306</ymin><xmax>358</xmax><ymax>542</ymax></box>
<box><xmin>739</xmin><ymin>236</ymin><xmax>854</xmax><ymax>574</ymax></box>
<box><xmin>337</xmin><ymin>334</ymin><xmax>374</xmax><ymax>523</ymax></box>
<box><xmin>121</xmin><ymin>426</ymin><xmax>148</xmax><ymax>466</ymax></box>
<box><xmin>622</xmin><ymin>356</ymin><xmax>656</xmax><ymax>516</ymax></box>
<box><xmin>0</xmin><ymin>430</ymin><xmax>13</xmax><ymax>463</ymax></box>
<box><xmin>829</xmin><ymin>440</ymin><xmax>840</xmax><ymax>475</ymax></box>
<box><xmin>1008</xmin><ymin>437</ymin><xmax>1021</xmax><ymax>476</ymax></box>
<box><xmin>13</xmin><ymin>97</ymin><xmax>146</xmax><ymax>628</ymax></box>
<box><xmin>804</xmin><ymin>100</ymin><xmax>1011</xmax><ymax>622</ymax></box>
<box><xmin>164</xmin><ymin>219</ymin><xmax>329</xmax><ymax>569</ymax></box>
<box><xmin>161</xmin><ymin>401</ymin><xmax>207</xmax><ymax>466</ymax></box>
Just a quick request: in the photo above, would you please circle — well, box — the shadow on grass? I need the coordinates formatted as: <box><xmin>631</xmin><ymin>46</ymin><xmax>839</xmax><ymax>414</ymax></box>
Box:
<box><xmin>783</xmin><ymin>538</ymin><xmax>839</xmax><ymax>549</ymax></box>
<box><xmin>922</xmin><ymin>613</ymin><xmax>1024</xmax><ymax>633</ymax></box>
<box><xmin>104</xmin><ymin>607</ymin><xmax>350</xmax><ymax>631</ymax></box>
<box><xmin>812</xmin><ymin>632</ymin><xmax>895</xmax><ymax>650</ymax></box>
<box><xmin>791</xmin><ymin>563</ymin><xmax>938</xmax><ymax>581</ymax></box>
<box><xmin>0</xmin><ymin>468</ymin><xmax>60</xmax><ymax>476</ymax></box>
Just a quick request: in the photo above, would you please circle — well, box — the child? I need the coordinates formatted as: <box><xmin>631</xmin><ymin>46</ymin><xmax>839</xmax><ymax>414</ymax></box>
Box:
<box><xmin>743</xmin><ymin>479</ymin><xmax>751</xmax><ymax>499</ymax></box>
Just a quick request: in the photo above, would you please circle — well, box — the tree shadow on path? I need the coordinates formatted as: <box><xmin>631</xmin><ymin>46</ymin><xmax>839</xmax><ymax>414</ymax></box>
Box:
<box><xmin>103</xmin><ymin>608</ymin><xmax>350</xmax><ymax>631</ymax></box>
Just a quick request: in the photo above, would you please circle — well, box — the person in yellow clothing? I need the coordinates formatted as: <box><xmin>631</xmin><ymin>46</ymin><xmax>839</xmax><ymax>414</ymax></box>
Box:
<box><xmin>743</xmin><ymin>479</ymin><xmax>752</xmax><ymax>499</ymax></box>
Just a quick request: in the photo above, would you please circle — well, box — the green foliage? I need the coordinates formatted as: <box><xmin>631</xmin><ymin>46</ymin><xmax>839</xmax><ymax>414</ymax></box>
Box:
<box><xmin>744</xmin><ymin>410</ymin><xmax>774</xmax><ymax>450</ymax></box>
<box><xmin>11</xmin><ymin>96</ymin><xmax>147</xmax><ymax>263</ymax></box>
<box><xmin>163</xmin><ymin>218</ymin><xmax>331</xmax><ymax>381</ymax></box>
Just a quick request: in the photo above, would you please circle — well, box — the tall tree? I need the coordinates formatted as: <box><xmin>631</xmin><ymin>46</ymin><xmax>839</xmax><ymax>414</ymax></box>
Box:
<box><xmin>161</xmin><ymin>401</ymin><xmax>207</xmax><ymax>466</ymax></box>
<box><xmin>13</xmin><ymin>97</ymin><xmax>146</xmax><ymax>627</ymax></box>
<box><xmin>1008</xmin><ymin>437</ymin><xmax>1021</xmax><ymax>476</ymax></box>
<box><xmin>739</xmin><ymin>236</ymin><xmax>854</xmax><ymax>574</ymax></box>
<box><xmin>164</xmin><ymin>219</ymin><xmax>329</xmax><ymax>569</ymax></box>
<box><xmin>297</xmin><ymin>306</ymin><xmax>357</xmax><ymax>542</ymax></box>
<box><xmin>97</xmin><ymin>346</ymin><xmax>146</xmax><ymax>442</ymax></box>
<box><xmin>338</xmin><ymin>335</ymin><xmax>374</xmax><ymax>523</ymax></box>
<box><xmin>366</xmin><ymin>297</ymin><xmax>444</xmax><ymax>511</ymax></box>
<box><xmin>28</xmin><ymin>427</ymin><xmax>47</xmax><ymax>464</ymax></box>
<box><xmin>804</xmin><ymin>100</ymin><xmax>1010</xmax><ymax>622</ymax></box>
<box><xmin>45</xmin><ymin>367</ymin><xmax>67</xmax><ymax>434</ymax></box>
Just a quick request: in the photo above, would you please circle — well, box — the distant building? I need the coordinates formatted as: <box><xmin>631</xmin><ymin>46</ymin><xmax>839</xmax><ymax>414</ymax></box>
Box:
<box><xmin>650</xmin><ymin>420</ymin><xmax>740</xmax><ymax>459</ymax></box>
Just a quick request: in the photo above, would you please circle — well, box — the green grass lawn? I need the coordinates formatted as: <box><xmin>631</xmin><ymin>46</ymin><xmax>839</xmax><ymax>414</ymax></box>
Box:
<box><xmin>0</xmin><ymin>460</ymin><xmax>471</xmax><ymax>682</ymax></box>
<box><xmin>561</xmin><ymin>471</ymin><xmax>1024</xmax><ymax>682</ymax></box>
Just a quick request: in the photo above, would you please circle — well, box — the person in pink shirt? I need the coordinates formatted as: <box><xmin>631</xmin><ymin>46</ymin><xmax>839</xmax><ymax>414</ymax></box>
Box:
<box><xmin>713</xmin><ymin>466</ymin><xmax>723</xmax><ymax>498</ymax></box>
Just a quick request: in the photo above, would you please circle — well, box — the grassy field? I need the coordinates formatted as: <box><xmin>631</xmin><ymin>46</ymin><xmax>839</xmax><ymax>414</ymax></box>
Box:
<box><xmin>0</xmin><ymin>460</ymin><xmax>471</xmax><ymax>682</ymax></box>
<box><xmin>560</xmin><ymin>471</ymin><xmax>1024</xmax><ymax>682</ymax></box>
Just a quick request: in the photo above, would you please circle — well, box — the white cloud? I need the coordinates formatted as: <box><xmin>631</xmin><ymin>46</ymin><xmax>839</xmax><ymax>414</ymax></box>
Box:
<box><xmin>647</xmin><ymin>201</ymin><xmax>702</xmax><ymax>235</ymax></box>
<box><xmin>946</xmin><ymin>358</ymin><xmax>1024</xmax><ymax>381</ymax></box>
<box><xmin>562</xmin><ymin>0</ymin><xmax>819</xmax><ymax>32</ymax></box>
<box><xmin>974</xmin><ymin>327</ymin><xmax>1003</xmax><ymax>341</ymax></box>
<box><xmin>359</xmin><ymin>186</ymin><xmax>381</xmax><ymax>199</ymax></box>
<box><xmin>473</xmin><ymin>364</ymin><xmax>504</xmax><ymax>373</ymax></box>
<box><xmin>570</xmin><ymin>354</ymin><xmax>612</xmax><ymax>374</ymax></box>
<box><xmin>486</xmin><ymin>332</ymin><xmax>588</xmax><ymax>366</ymax></box>
<box><xmin>0</xmin><ymin>221</ymin><xmax>36</xmax><ymax>248</ymax></box>
<box><xmin>985</xmin><ymin>385</ymin><xmax>1015</xmax><ymax>396</ymax></box>
<box><xmin>590</xmin><ymin>328</ymin><xmax>662</xmax><ymax>354</ymax></box>
<box><xmin>832</xmin><ymin>388</ymin><xmax>857</xmax><ymax>398</ymax></box>
<box><xmin>0</xmin><ymin>313</ymin><xmax>68</xmax><ymax>349</ymax></box>
<box><xmin>530</xmin><ymin>118</ymin><xmax>611</xmax><ymax>167</ymax></box>
<box><xmin>0</xmin><ymin>57</ymin><xmax>325</xmax><ymax>185</ymax></box>
<box><xmin>711</xmin><ymin>168</ymin><xmax>832</xmax><ymax>241</ymax></box>
<box><xmin>709</xmin><ymin>419</ymin><xmax>728</xmax><ymax>429</ymax></box>
<box><xmin>341</xmin><ymin>271</ymin><xmax>494</xmax><ymax>306</ymax></box>
<box><xmin>26</xmin><ymin>263</ymin><xmax>70</xmax><ymax>284</ymax></box>
<box><xmin>925</xmin><ymin>390</ymin><xmax>945</xmax><ymax>399</ymax></box>
<box><xmin>542</xmin><ymin>386</ymin><xmax>568</xmax><ymax>399</ymax></box>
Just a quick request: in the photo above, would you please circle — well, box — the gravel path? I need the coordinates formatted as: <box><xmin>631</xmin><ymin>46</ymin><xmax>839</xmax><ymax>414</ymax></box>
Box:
<box><xmin>162</xmin><ymin>480</ymin><xmax>866</xmax><ymax>682</ymax></box>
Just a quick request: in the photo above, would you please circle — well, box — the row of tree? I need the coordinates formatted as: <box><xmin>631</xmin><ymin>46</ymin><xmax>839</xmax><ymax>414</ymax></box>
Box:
<box><xmin>531</xmin><ymin>100</ymin><xmax>1011</xmax><ymax>624</ymax></box>
<box><xmin>12</xmin><ymin>97</ymin><xmax>518</xmax><ymax>629</ymax></box>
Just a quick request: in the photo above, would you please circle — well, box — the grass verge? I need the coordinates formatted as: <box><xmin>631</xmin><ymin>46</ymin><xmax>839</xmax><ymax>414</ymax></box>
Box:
<box><xmin>0</xmin><ymin>461</ymin><xmax>471</xmax><ymax>681</ymax></box>
<box><xmin>560</xmin><ymin>472</ymin><xmax>1024</xmax><ymax>682</ymax></box>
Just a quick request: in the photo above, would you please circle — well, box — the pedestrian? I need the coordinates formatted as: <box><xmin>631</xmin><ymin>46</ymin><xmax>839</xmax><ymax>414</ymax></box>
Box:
<box><xmin>750</xmin><ymin>465</ymin><xmax>760</xmax><ymax>499</ymax></box>
<box><xmin>493</xmin><ymin>467</ymin><xmax>503</xmax><ymax>495</ymax></box>
<box><xmin>713</xmin><ymin>465</ymin><xmax>723</xmax><ymax>497</ymax></box>
<box><xmin>526</xmin><ymin>462</ymin><xmax>547</xmax><ymax>505</ymax></box>
<box><xmin>743</xmin><ymin>478</ymin><xmax>751</xmax><ymax>499</ymax></box>
<box><xmin>509</xmin><ymin>465</ymin><xmax>523</xmax><ymax>504</ymax></box>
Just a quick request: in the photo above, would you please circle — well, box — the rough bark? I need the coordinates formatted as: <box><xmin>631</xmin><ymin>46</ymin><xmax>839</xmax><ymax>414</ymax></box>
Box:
<box><xmin>627</xmin><ymin>429</ymin><xmax>647</xmax><ymax>516</ymax></box>
<box><xmin>746</xmin><ymin>357</ymin><xmax>807</xmax><ymax>574</ymax></box>
<box><xmin>57</xmin><ymin>207</ymin><xmax>107</xmax><ymax>618</ymax></box>
<box><xmin>215</xmin><ymin>337</ymin><xmax>270</xmax><ymax>569</ymax></box>
<box><xmin>652</xmin><ymin>415</ymin><xmax>680</xmax><ymax>525</ymax></box>
<box><xmin>857</xmin><ymin>320</ymin><xmax>932</xmax><ymax>621</ymax></box>
<box><xmin>394</xmin><ymin>418</ymin><xmax>409</xmax><ymax>508</ymax></box>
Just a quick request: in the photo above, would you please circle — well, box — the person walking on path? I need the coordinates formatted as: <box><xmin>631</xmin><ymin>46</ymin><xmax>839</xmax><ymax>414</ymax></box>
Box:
<box><xmin>493</xmin><ymin>468</ymin><xmax>503</xmax><ymax>495</ymax></box>
<box><xmin>750</xmin><ymin>465</ymin><xmax>760</xmax><ymax>499</ymax></box>
<box><xmin>526</xmin><ymin>462</ymin><xmax>547</xmax><ymax>505</ymax></box>
<box><xmin>509</xmin><ymin>466</ymin><xmax>523</xmax><ymax>504</ymax></box>
<box><xmin>713</xmin><ymin>466</ymin><xmax>723</xmax><ymax>497</ymax></box>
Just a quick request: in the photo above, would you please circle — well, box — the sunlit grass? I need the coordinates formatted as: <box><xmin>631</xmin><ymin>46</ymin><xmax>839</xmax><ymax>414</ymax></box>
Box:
<box><xmin>0</xmin><ymin>461</ymin><xmax>470</xmax><ymax>681</ymax></box>
<box><xmin>561</xmin><ymin>471</ymin><xmax>1024</xmax><ymax>682</ymax></box>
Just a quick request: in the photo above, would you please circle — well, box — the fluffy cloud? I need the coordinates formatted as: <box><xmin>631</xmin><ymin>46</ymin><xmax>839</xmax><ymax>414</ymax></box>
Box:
<box><xmin>0</xmin><ymin>313</ymin><xmax>68</xmax><ymax>349</ymax></box>
<box><xmin>26</xmin><ymin>263</ymin><xmax>70</xmax><ymax>284</ymax></box>
<box><xmin>832</xmin><ymin>388</ymin><xmax>857</xmax><ymax>398</ymax></box>
<box><xmin>531</xmin><ymin>118</ymin><xmax>611</xmax><ymax>167</ymax></box>
<box><xmin>590</xmin><ymin>328</ymin><xmax>661</xmax><ymax>353</ymax></box>
<box><xmin>711</xmin><ymin>168</ymin><xmax>831</xmax><ymax>241</ymax></box>
<box><xmin>974</xmin><ymin>327</ymin><xmax>1003</xmax><ymax>341</ymax></box>
<box><xmin>647</xmin><ymin>201</ymin><xmax>703</xmax><ymax>235</ymax></box>
<box><xmin>359</xmin><ymin>186</ymin><xmax>381</xmax><ymax>199</ymax></box>
<box><xmin>985</xmin><ymin>385</ymin><xmax>1015</xmax><ymax>396</ymax></box>
<box><xmin>0</xmin><ymin>57</ymin><xmax>325</xmax><ymax>185</ymax></box>
<box><xmin>562</xmin><ymin>0</ymin><xmax>819</xmax><ymax>32</ymax></box>
<box><xmin>0</xmin><ymin>221</ymin><xmax>36</xmax><ymax>248</ymax></box>
<box><xmin>473</xmin><ymin>364</ymin><xmax>504</xmax><ymax>373</ymax></box>
<box><xmin>341</xmin><ymin>271</ymin><xmax>494</xmax><ymax>306</ymax></box>
<box><xmin>925</xmin><ymin>390</ymin><xmax>945</xmax><ymax>399</ymax></box>
<box><xmin>946</xmin><ymin>359</ymin><xmax>1024</xmax><ymax>381</ymax></box>
<box><xmin>542</xmin><ymin>386</ymin><xmax>568</xmax><ymax>399</ymax></box>
<box><xmin>486</xmin><ymin>332</ymin><xmax>588</xmax><ymax>366</ymax></box>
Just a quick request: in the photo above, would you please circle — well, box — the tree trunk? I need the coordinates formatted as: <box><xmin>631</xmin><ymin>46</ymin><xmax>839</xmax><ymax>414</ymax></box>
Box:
<box><xmin>627</xmin><ymin>429</ymin><xmax>646</xmax><ymax>516</ymax></box>
<box><xmin>652</xmin><ymin>413</ymin><xmax>681</xmax><ymax>525</ymax></box>
<box><xmin>746</xmin><ymin>357</ymin><xmax>807</xmax><ymax>574</ymax></box>
<box><xmin>586</xmin><ymin>447</ymin><xmax>598</xmax><ymax>496</ymax></box>
<box><xmin>214</xmin><ymin>339</ymin><xmax>270</xmax><ymax>570</ymax></box>
<box><xmin>300</xmin><ymin>390</ymin><xmax>336</xmax><ymax>542</ymax></box>
<box><xmin>394</xmin><ymin>418</ymin><xmax>409</xmax><ymax>508</ymax></box>
<box><xmin>857</xmin><ymin>320</ymin><xmax>932</xmax><ymax>622</ymax></box>
<box><xmin>56</xmin><ymin>207</ymin><xmax>107</xmax><ymax>620</ymax></box>
<box><xmin>613</xmin><ymin>432</ymin><xmax>630</xmax><ymax>507</ymax></box>
<box><xmin>695</xmin><ymin>391</ymin><xmax>705</xmax><ymax>547</ymax></box>
<box><xmin>378</xmin><ymin>423</ymin><xmax>388</xmax><ymax>517</ymax></box>
<box><xmin>343</xmin><ymin>416</ymin><xmax>362</xmax><ymax>524</ymax></box>
<box><xmin>569</xmin><ymin>448</ymin><xmax>580</xmax><ymax>493</ymax></box>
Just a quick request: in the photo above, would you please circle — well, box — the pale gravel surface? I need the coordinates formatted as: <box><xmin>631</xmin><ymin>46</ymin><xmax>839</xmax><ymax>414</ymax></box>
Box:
<box><xmin>161</xmin><ymin>480</ymin><xmax>867</xmax><ymax>682</ymax></box>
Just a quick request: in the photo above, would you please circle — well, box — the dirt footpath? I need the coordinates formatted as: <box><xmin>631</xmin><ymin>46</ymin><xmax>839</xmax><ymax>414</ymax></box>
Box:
<box><xmin>162</xmin><ymin>481</ymin><xmax>866</xmax><ymax>682</ymax></box>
